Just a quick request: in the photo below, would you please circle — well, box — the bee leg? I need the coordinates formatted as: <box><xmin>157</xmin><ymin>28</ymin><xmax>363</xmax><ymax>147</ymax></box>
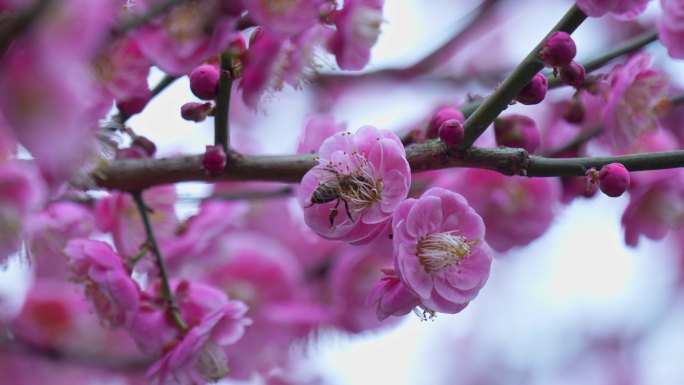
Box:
<box><xmin>343</xmin><ymin>198</ymin><xmax>354</xmax><ymax>223</ymax></box>
<box><xmin>329</xmin><ymin>199</ymin><xmax>341</xmax><ymax>227</ymax></box>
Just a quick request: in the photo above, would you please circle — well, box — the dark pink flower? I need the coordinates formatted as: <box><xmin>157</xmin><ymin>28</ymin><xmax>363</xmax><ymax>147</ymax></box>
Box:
<box><xmin>601</xmin><ymin>54</ymin><xmax>670</xmax><ymax>148</ymax></box>
<box><xmin>393</xmin><ymin>187</ymin><xmax>492</xmax><ymax>314</ymax></box>
<box><xmin>299</xmin><ymin>126</ymin><xmax>410</xmax><ymax>245</ymax></box>
<box><xmin>64</xmin><ymin>239</ymin><xmax>140</xmax><ymax>328</ymax></box>
<box><xmin>576</xmin><ymin>0</ymin><xmax>649</xmax><ymax>19</ymax></box>
<box><xmin>658</xmin><ymin>0</ymin><xmax>684</xmax><ymax>59</ymax></box>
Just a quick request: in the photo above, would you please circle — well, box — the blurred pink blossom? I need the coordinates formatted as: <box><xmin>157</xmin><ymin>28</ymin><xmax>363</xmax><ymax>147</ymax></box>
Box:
<box><xmin>658</xmin><ymin>0</ymin><xmax>684</xmax><ymax>59</ymax></box>
<box><xmin>576</xmin><ymin>0</ymin><xmax>649</xmax><ymax>19</ymax></box>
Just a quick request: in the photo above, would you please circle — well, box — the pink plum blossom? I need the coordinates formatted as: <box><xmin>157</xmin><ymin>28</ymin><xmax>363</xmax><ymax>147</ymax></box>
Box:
<box><xmin>433</xmin><ymin>169</ymin><xmax>561</xmax><ymax>252</ymax></box>
<box><xmin>129</xmin><ymin>0</ymin><xmax>239</xmax><ymax>75</ymax></box>
<box><xmin>297</xmin><ymin>114</ymin><xmax>346</xmax><ymax>154</ymax></box>
<box><xmin>392</xmin><ymin>187</ymin><xmax>493</xmax><ymax>314</ymax></box>
<box><xmin>329</xmin><ymin>0</ymin><xmax>385</xmax><ymax>70</ymax></box>
<box><xmin>244</xmin><ymin>0</ymin><xmax>323</xmax><ymax>37</ymax></box>
<box><xmin>92</xmin><ymin>37</ymin><xmax>151</xmax><ymax>107</ymax></box>
<box><xmin>0</xmin><ymin>161</ymin><xmax>45</xmax><ymax>265</ymax></box>
<box><xmin>658</xmin><ymin>0</ymin><xmax>684</xmax><ymax>59</ymax></box>
<box><xmin>299</xmin><ymin>126</ymin><xmax>410</xmax><ymax>245</ymax></box>
<box><xmin>601</xmin><ymin>53</ymin><xmax>670</xmax><ymax>148</ymax></box>
<box><xmin>576</xmin><ymin>0</ymin><xmax>649</xmax><ymax>19</ymax></box>
<box><xmin>366</xmin><ymin>267</ymin><xmax>421</xmax><ymax>321</ymax></box>
<box><xmin>64</xmin><ymin>239</ymin><xmax>140</xmax><ymax>328</ymax></box>
<box><xmin>622</xmin><ymin>169</ymin><xmax>684</xmax><ymax>246</ymax></box>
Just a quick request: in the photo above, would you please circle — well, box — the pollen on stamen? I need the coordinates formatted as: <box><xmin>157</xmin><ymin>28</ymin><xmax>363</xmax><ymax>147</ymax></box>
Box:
<box><xmin>416</xmin><ymin>231</ymin><xmax>478</xmax><ymax>274</ymax></box>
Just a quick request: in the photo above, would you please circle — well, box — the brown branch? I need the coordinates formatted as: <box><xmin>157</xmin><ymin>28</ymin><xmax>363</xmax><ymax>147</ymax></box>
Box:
<box><xmin>0</xmin><ymin>0</ymin><xmax>53</xmax><ymax>56</ymax></box>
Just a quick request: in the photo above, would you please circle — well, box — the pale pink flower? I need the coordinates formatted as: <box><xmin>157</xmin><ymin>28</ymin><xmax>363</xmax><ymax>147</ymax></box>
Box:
<box><xmin>576</xmin><ymin>0</ymin><xmax>649</xmax><ymax>19</ymax></box>
<box><xmin>602</xmin><ymin>54</ymin><xmax>670</xmax><ymax>148</ymax></box>
<box><xmin>329</xmin><ymin>0</ymin><xmax>384</xmax><ymax>70</ymax></box>
<box><xmin>366</xmin><ymin>267</ymin><xmax>421</xmax><ymax>321</ymax></box>
<box><xmin>658</xmin><ymin>0</ymin><xmax>684</xmax><ymax>59</ymax></box>
<box><xmin>0</xmin><ymin>161</ymin><xmax>45</xmax><ymax>265</ymax></box>
<box><xmin>299</xmin><ymin>126</ymin><xmax>410</xmax><ymax>245</ymax></box>
<box><xmin>64</xmin><ymin>239</ymin><xmax>140</xmax><ymax>328</ymax></box>
<box><xmin>433</xmin><ymin>169</ymin><xmax>561</xmax><ymax>253</ymax></box>
<box><xmin>393</xmin><ymin>187</ymin><xmax>492</xmax><ymax>314</ymax></box>
<box><xmin>95</xmin><ymin>185</ymin><xmax>178</xmax><ymax>260</ymax></box>
<box><xmin>622</xmin><ymin>169</ymin><xmax>684</xmax><ymax>246</ymax></box>
<box><xmin>130</xmin><ymin>0</ymin><xmax>239</xmax><ymax>75</ymax></box>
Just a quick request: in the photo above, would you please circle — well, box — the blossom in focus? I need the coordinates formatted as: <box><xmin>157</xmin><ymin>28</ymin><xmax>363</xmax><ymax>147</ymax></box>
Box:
<box><xmin>601</xmin><ymin>54</ymin><xmax>670</xmax><ymax>148</ymax></box>
<box><xmin>393</xmin><ymin>187</ymin><xmax>492</xmax><ymax>314</ymax></box>
<box><xmin>433</xmin><ymin>169</ymin><xmax>560</xmax><ymax>253</ymax></box>
<box><xmin>64</xmin><ymin>239</ymin><xmax>140</xmax><ymax>328</ymax></box>
<box><xmin>576</xmin><ymin>0</ymin><xmax>649</xmax><ymax>19</ymax></box>
<box><xmin>0</xmin><ymin>161</ymin><xmax>45</xmax><ymax>265</ymax></box>
<box><xmin>658</xmin><ymin>0</ymin><xmax>684</xmax><ymax>59</ymax></box>
<box><xmin>329</xmin><ymin>0</ymin><xmax>385</xmax><ymax>70</ymax></box>
<box><xmin>299</xmin><ymin>126</ymin><xmax>410</xmax><ymax>245</ymax></box>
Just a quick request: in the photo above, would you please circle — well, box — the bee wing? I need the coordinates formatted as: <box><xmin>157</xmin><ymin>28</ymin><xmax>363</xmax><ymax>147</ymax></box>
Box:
<box><xmin>309</xmin><ymin>167</ymin><xmax>340</xmax><ymax>184</ymax></box>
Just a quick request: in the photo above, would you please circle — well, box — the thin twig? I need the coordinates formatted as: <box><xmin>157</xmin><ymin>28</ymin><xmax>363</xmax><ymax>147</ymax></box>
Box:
<box><xmin>457</xmin><ymin>4</ymin><xmax>587</xmax><ymax>149</ymax></box>
<box><xmin>214</xmin><ymin>52</ymin><xmax>233</xmax><ymax>152</ymax></box>
<box><xmin>131</xmin><ymin>192</ymin><xmax>187</xmax><ymax>332</ymax></box>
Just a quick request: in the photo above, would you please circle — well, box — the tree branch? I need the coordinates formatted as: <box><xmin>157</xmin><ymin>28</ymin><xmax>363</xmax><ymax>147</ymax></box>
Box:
<box><xmin>457</xmin><ymin>4</ymin><xmax>587</xmax><ymax>149</ymax></box>
<box><xmin>0</xmin><ymin>0</ymin><xmax>53</xmax><ymax>57</ymax></box>
<box><xmin>214</xmin><ymin>52</ymin><xmax>233</xmax><ymax>152</ymax></box>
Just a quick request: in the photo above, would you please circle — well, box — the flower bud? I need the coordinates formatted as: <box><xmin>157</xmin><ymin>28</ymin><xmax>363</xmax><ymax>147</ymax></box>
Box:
<box><xmin>116</xmin><ymin>88</ymin><xmax>152</xmax><ymax>117</ymax></box>
<box><xmin>189</xmin><ymin>64</ymin><xmax>220</xmax><ymax>100</ymax></box>
<box><xmin>563</xmin><ymin>96</ymin><xmax>585</xmax><ymax>124</ymax></box>
<box><xmin>559</xmin><ymin>61</ymin><xmax>586</xmax><ymax>88</ymax></box>
<box><xmin>438</xmin><ymin>119</ymin><xmax>464</xmax><ymax>146</ymax></box>
<box><xmin>539</xmin><ymin>31</ymin><xmax>576</xmax><ymax>68</ymax></box>
<box><xmin>202</xmin><ymin>145</ymin><xmax>227</xmax><ymax>175</ymax></box>
<box><xmin>515</xmin><ymin>73</ymin><xmax>548</xmax><ymax>105</ymax></box>
<box><xmin>598</xmin><ymin>163</ymin><xmax>630</xmax><ymax>197</ymax></box>
<box><xmin>427</xmin><ymin>106</ymin><xmax>464</xmax><ymax>139</ymax></box>
<box><xmin>116</xmin><ymin>147</ymin><xmax>148</xmax><ymax>159</ymax></box>
<box><xmin>131</xmin><ymin>136</ymin><xmax>156</xmax><ymax>157</ymax></box>
<box><xmin>494</xmin><ymin>114</ymin><xmax>540</xmax><ymax>153</ymax></box>
<box><xmin>181</xmin><ymin>102</ymin><xmax>213</xmax><ymax>122</ymax></box>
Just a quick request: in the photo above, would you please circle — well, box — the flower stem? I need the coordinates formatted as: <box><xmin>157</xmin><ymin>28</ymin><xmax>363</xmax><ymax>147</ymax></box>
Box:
<box><xmin>214</xmin><ymin>52</ymin><xmax>233</xmax><ymax>153</ymax></box>
<box><xmin>131</xmin><ymin>192</ymin><xmax>187</xmax><ymax>332</ymax></box>
<box><xmin>457</xmin><ymin>5</ymin><xmax>587</xmax><ymax>149</ymax></box>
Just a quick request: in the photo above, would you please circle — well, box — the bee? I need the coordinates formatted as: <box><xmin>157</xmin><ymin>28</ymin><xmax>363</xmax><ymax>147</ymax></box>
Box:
<box><xmin>305</xmin><ymin>168</ymin><xmax>368</xmax><ymax>227</ymax></box>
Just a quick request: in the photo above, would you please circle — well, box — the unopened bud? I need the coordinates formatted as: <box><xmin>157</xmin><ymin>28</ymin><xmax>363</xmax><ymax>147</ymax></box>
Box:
<box><xmin>494</xmin><ymin>114</ymin><xmax>540</xmax><ymax>153</ymax></box>
<box><xmin>181</xmin><ymin>102</ymin><xmax>213</xmax><ymax>122</ymax></box>
<box><xmin>539</xmin><ymin>31</ymin><xmax>577</xmax><ymax>68</ymax></box>
<box><xmin>438</xmin><ymin>119</ymin><xmax>464</xmax><ymax>146</ymax></box>
<box><xmin>116</xmin><ymin>88</ymin><xmax>152</xmax><ymax>117</ymax></box>
<box><xmin>598</xmin><ymin>163</ymin><xmax>630</xmax><ymax>197</ymax></box>
<box><xmin>563</xmin><ymin>96</ymin><xmax>585</xmax><ymax>124</ymax></box>
<box><xmin>202</xmin><ymin>145</ymin><xmax>227</xmax><ymax>175</ymax></box>
<box><xmin>189</xmin><ymin>64</ymin><xmax>220</xmax><ymax>100</ymax></box>
<box><xmin>427</xmin><ymin>106</ymin><xmax>464</xmax><ymax>139</ymax></box>
<box><xmin>131</xmin><ymin>136</ymin><xmax>156</xmax><ymax>157</ymax></box>
<box><xmin>559</xmin><ymin>61</ymin><xmax>586</xmax><ymax>88</ymax></box>
<box><xmin>515</xmin><ymin>73</ymin><xmax>548</xmax><ymax>105</ymax></box>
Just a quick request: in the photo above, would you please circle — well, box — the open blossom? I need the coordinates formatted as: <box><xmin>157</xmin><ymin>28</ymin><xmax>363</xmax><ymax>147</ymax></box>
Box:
<box><xmin>366</xmin><ymin>267</ymin><xmax>420</xmax><ymax>321</ymax></box>
<box><xmin>658</xmin><ymin>0</ymin><xmax>684</xmax><ymax>59</ymax></box>
<box><xmin>393</xmin><ymin>188</ymin><xmax>492</xmax><ymax>314</ymax></box>
<box><xmin>299</xmin><ymin>126</ymin><xmax>410</xmax><ymax>245</ymax></box>
<box><xmin>64</xmin><ymin>239</ymin><xmax>140</xmax><ymax>328</ymax></box>
<box><xmin>244</xmin><ymin>0</ymin><xmax>323</xmax><ymax>37</ymax></box>
<box><xmin>601</xmin><ymin>54</ymin><xmax>670</xmax><ymax>148</ymax></box>
<box><xmin>329</xmin><ymin>0</ymin><xmax>385</xmax><ymax>70</ymax></box>
<box><xmin>433</xmin><ymin>169</ymin><xmax>560</xmax><ymax>253</ymax></box>
<box><xmin>576</xmin><ymin>0</ymin><xmax>649</xmax><ymax>19</ymax></box>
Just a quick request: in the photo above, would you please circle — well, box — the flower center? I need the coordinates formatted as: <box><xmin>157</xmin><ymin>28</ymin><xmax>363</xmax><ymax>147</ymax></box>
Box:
<box><xmin>416</xmin><ymin>231</ymin><xmax>478</xmax><ymax>274</ymax></box>
<box><xmin>341</xmin><ymin>170</ymin><xmax>383</xmax><ymax>210</ymax></box>
<box><xmin>163</xmin><ymin>3</ymin><xmax>205</xmax><ymax>42</ymax></box>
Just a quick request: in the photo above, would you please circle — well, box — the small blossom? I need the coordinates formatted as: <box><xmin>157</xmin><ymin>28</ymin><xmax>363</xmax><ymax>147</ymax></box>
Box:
<box><xmin>202</xmin><ymin>145</ymin><xmax>227</xmax><ymax>175</ymax></box>
<box><xmin>427</xmin><ymin>106</ymin><xmax>465</xmax><ymax>139</ymax></box>
<box><xmin>515</xmin><ymin>72</ymin><xmax>548</xmax><ymax>105</ymax></box>
<box><xmin>438</xmin><ymin>119</ymin><xmax>465</xmax><ymax>146</ymax></box>
<box><xmin>296</xmin><ymin>114</ymin><xmax>346</xmax><ymax>154</ymax></box>
<box><xmin>659</xmin><ymin>0</ymin><xmax>684</xmax><ymax>59</ymax></box>
<box><xmin>64</xmin><ymin>239</ymin><xmax>140</xmax><ymax>328</ymax></box>
<box><xmin>601</xmin><ymin>53</ymin><xmax>670</xmax><ymax>148</ymax></box>
<box><xmin>494</xmin><ymin>114</ymin><xmax>541</xmax><ymax>154</ymax></box>
<box><xmin>299</xmin><ymin>126</ymin><xmax>410</xmax><ymax>245</ymax></box>
<box><xmin>329</xmin><ymin>0</ymin><xmax>385</xmax><ymax>70</ymax></box>
<box><xmin>189</xmin><ymin>64</ymin><xmax>220</xmax><ymax>100</ymax></box>
<box><xmin>393</xmin><ymin>188</ymin><xmax>492</xmax><ymax>314</ymax></box>
<box><xmin>539</xmin><ymin>31</ymin><xmax>576</xmax><ymax>68</ymax></box>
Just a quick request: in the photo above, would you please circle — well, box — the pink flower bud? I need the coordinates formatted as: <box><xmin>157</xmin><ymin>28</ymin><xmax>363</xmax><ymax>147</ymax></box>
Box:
<box><xmin>563</xmin><ymin>96</ymin><xmax>585</xmax><ymax>124</ymax></box>
<box><xmin>559</xmin><ymin>61</ymin><xmax>586</xmax><ymax>88</ymax></box>
<box><xmin>132</xmin><ymin>136</ymin><xmax>157</xmax><ymax>157</ymax></box>
<box><xmin>427</xmin><ymin>106</ymin><xmax>465</xmax><ymax>139</ymax></box>
<box><xmin>539</xmin><ymin>31</ymin><xmax>577</xmax><ymax>68</ymax></box>
<box><xmin>181</xmin><ymin>102</ymin><xmax>213</xmax><ymax>122</ymax></box>
<box><xmin>515</xmin><ymin>73</ymin><xmax>548</xmax><ymax>105</ymax></box>
<box><xmin>116</xmin><ymin>146</ymin><xmax>148</xmax><ymax>160</ymax></box>
<box><xmin>202</xmin><ymin>145</ymin><xmax>227</xmax><ymax>175</ymax></box>
<box><xmin>189</xmin><ymin>64</ymin><xmax>220</xmax><ymax>100</ymax></box>
<box><xmin>598</xmin><ymin>163</ymin><xmax>630</xmax><ymax>197</ymax></box>
<box><xmin>438</xmin><ymin>119</ymin><xmax>464</xmax><ymax>146</ymax></box>
<box><xmin>116</xmin><ymin>88</ymin><xmax>152</xmax><ymax>117</ymax></box>
<box><xmin>494</xmin><ymin>114</ymin><xmax>541</xmax><ymax>153</ymax></box>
